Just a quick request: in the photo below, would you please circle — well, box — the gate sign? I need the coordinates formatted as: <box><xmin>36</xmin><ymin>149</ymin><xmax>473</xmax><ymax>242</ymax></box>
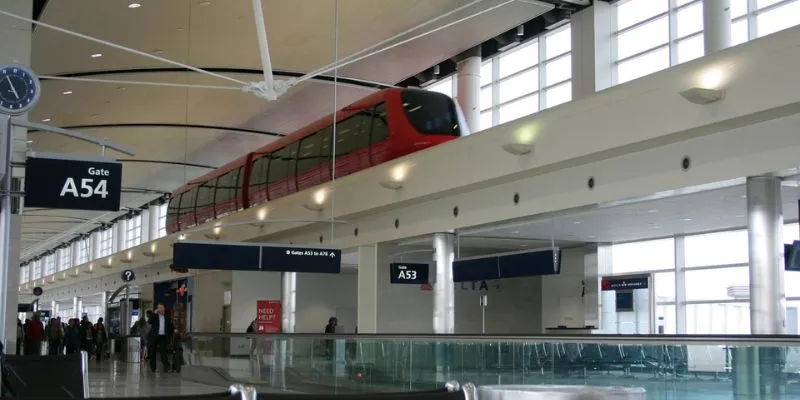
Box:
<box><xmin>389</xmin><ymin>263</ymin><xmax>429</xmax><ymax>284</ymax></box>
<box><xmin>256</xmin><ymin>300</ymin><xmax>282</xmax><ymax>333</ymax></box>
<box><xmin>24</xmin><ymin>155</ymin><xmax>122</xmax><ymax>211</ymax></box>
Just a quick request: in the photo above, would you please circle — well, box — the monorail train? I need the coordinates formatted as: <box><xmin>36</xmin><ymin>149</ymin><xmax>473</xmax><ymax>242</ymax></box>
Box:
<box><xmin>166</xmin><ymin>88</ymin><xmax>467</xmax><ymax>234</ymax></box>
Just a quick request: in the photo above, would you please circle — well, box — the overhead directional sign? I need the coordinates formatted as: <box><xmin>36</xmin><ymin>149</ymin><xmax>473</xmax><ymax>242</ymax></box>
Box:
<box><xmin>601</xmin><ymin>276</ymin><xmax>649</xmax><ymax>291</ymax></box>
<box><xmin>173</xmin><ymin>241</ymin><xmax>341</xmax><ymax>274</ymax></box>
<box><xmin>24</xmin><ymin>154</ymin><xmax>122</xmax><ymax>211</ymax></box>
<box><xmin>389</xmin><ymin>263</ymin><xmax>429</xmax><ymax>284</ymax></box>
<box><xmin>452</xmin><ymin>248</ymin><xmax>561</xmax><ymax>282</ymax></box>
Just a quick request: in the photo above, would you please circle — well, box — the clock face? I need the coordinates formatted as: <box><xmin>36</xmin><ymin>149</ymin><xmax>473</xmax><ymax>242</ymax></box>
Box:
<box><xmin>0</xmin><ymin>64</ymin><xmax>40</xmax><ymax>115</ymax></box>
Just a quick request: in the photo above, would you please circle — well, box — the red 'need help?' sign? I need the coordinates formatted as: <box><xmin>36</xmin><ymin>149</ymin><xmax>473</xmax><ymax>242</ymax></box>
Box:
<box><xmin>256</xmin><ymin>300</ymin><xmax>282</xmax><ymax>333</ymax></box>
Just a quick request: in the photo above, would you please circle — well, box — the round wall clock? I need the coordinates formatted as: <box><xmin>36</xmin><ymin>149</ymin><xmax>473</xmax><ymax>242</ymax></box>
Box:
<box><xmin>0</xmin><ymin>64</ymin><xmax>41</xmax><ymax>116</ymax></box>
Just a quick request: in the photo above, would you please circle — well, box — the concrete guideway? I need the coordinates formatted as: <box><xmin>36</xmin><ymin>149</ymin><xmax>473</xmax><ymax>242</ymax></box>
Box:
<box><xmin>36</xmin><ymin>25</ymin><xmax>800</xmax><ymax>290</ymax></box>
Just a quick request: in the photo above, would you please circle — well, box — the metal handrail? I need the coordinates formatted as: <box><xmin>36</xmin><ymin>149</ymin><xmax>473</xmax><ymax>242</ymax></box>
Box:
<box><xmin>185</xmin><ymin>332</ymin><xmax>800</xmax><ymax>346</ymax></box>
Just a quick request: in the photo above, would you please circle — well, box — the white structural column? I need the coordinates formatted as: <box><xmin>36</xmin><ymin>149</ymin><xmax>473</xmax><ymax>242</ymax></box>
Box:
<box><xmin>0</xmin><ymin>1</ymin><xmax>31</xmax><ymax>355</ymax></box>
<box><xmin>72</xmin><ymin>297</ymin><xmax>79</xmax><ymax>319</ymax></box>
<box><xmin>570</xmin><ymin>1</ymin><xmax>613</xmax><ymax>100</ymax></box>
<box><xmin>747</xmin><ymin>176</ymin><xmax>785</xmax><ymax>334</ymax></box>
<box><xmin>140</xmin><ymin>209</ymin><xmax>152</xmax><ymax>243</ymax></box>
<box><xmin>674</xmin><ymin>235</ymin><xmax>687</xmax><ymax>334</ymax></box>
<box><xmin>90</xmin><ymin>231</ymin><xmax>101</xmax><ymax>261</ymax></box>
<box><xmin>455</xmin><ymin>47</ymin><xmax>481</xmax><ymax>134</ymax></box>
<box><xmin>280</xmin><ymin>272</ymin><xmax>296</xmax><ymax>333</ymax></box>
<box><xmin>432</xmin><ymin>232</ymin><xmax>455</xmax><ymax>334</ymax></box>
<box><xmin>71</xmin><ymin>242</ymin><xmax>80</xmax><ymax>267</ymax></box>
<box><xmin>357</xmin><ymin>244</ymin><xmax>381</xmax><ymax>333</ymax></box>
<box><xmin>113</xmin><ymin>220</ymin><xmax>127</xmax><ymax>254</ymax></box>
<box><xmin>148</xmin><ymin>204</ymin><xmax>161</xmax><ymax>240</ymax></box>
<box><xmin>702</xmin><ymin>0</ymin><xmax>732</xmax><ymax>54</ymax></box>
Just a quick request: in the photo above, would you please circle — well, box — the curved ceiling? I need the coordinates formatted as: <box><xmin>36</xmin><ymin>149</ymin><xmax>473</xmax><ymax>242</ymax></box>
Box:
<box><xmin>21</xmin><ymin>0</ymin><xmax>555</xmax><ymax>259</ymax></box>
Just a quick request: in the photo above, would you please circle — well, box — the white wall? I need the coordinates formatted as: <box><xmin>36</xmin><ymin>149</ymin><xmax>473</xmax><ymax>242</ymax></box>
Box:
<box><xmin>540</xmin><ymin>246</ymin><xmax>589</xmax><ymax>330</ymax></box>
<box><xmin>454</xmin><ymin>277</ymin><xmax>542</xmax><ymax>334</ymax></box>
<box><xmin>190</xmin><ymin>270</ymin><xmax>231</xmax><ymax>332</ymax></box>
<box><xmin>229</xmin><ymin>270</ymin><xmax>282</xmax><ymax>333</ymax></box>
<box><xmin>295</xmin><ymin>270</ymin><xmax>358</xmax><ymax>333</ymax></box>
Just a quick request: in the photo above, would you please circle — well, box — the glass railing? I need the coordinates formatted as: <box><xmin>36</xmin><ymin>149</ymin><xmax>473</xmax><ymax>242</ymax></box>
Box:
<box><xmin>182</xmin><ymin>333</ymin><xmax>800</xmax><ymax>398</ymax></box>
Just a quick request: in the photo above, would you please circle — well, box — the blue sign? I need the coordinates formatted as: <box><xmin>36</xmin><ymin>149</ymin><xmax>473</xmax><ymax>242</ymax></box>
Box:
<box><xmin>452</xmin><ymin>249</ymin><xmax>561</xmax><ymax>283</ymax></box>
<box><xmin>785</xmin><ymin>241</ymin><xmax>800</xmax><ymax>271</ymax></box>
<box><xmin>390</xmin><ymin>263</ymin><xmax>429</xmax><ymax>284</ymax></box>
<box><xmin>601</xmin><ymin>276</ymin><xmax>649</xmax><ymax>291</ymax></box>
<box><xmin>173</xmin><ymin>241</ymin><xmax>341</xmax><ymax>274</ymax></box>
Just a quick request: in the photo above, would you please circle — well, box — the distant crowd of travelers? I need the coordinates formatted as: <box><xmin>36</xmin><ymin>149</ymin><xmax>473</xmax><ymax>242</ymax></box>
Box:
<box><xmin>16</xmin><ymin>313</ymin><xmax>107</xmax><ymax>359</ymax></box>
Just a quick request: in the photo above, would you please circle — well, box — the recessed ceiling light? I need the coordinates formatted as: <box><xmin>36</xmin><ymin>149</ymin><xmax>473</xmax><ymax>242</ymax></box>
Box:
<box><xmin>573</xmin><ymin>221</ymin><xmax>582</xmax><ymax>225</ymax></box>
<box><xmin>199</xmin><ymin>0</ymin><xmax>211</xmax><ymax>5</ymax></box>
<box><xmin>511</xmin><ymin>230</ymin><xmax>519</xmax><ymax>234</ymax></box>
<box><xmin>681</xmin><ymin>218</ymin><xmax>693</xmax><ymax>222</ymax></box>
<box><xmin>520</xmin><ymin>244</ymin><xmax>528</xmax><ymax>247</ymax></box>
<box><xmin>128</xmin><ymin>3</ymin><xmax>141</xmax><ymax>8</ymax></box>
<box><xmin>41</xmin><ymin>118</ymin><xmax>51</xmax><ymax>122</ymax></box>
<box><xmin>62</xmin><ymin>90</ymin><xmax>73</xmax><ymax>95</ymax></box>
<box><xmin>735</xmin><ymin>214</ymin><xmax>745</xmax><ymax>218</ymax></box>
<box><xmin>740</xmin><ymin>194</ymin><xmax>747</xmax><ymax>199</ymax></box>
<box><xmin>176</xmin><ymin>27</ymin><xmax>185</xmax><ymax>31</ymax></box>
<box><xmin>90</xmin><ymin>53</ymin><xmax>103</xmax><ymax>58</ymax></box>
<box><xmin>116</xmin><ymin>86</ymin><xmax>126</xmax><ymax>91</ymax></box>
<box><xmin>152</xmin><ymin>49</ymin><xmax>163</xmax><ymax>54</ymax></box>
<box><xmin>647</xmin><ymin>209</ymin><xmax>658</xmax><ymax>213</ymax></box>
<box><xmin>26</xmin><ymin>140</ymin><xmax>33</xmax><ymax>144</ymax></box>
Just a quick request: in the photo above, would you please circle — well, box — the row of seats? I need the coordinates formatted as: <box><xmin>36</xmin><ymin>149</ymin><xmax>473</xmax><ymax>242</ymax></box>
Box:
<box><xmin>0</xmin><ymin>352</ymin><xmax>473</xmax><ymax>400</ymax></box>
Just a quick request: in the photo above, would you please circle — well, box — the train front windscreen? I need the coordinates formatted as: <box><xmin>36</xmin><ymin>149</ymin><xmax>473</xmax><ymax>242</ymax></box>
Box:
<box><xmin>401</xmin><ymin>89</ymin><xmax>464</xmax><ymax>137</ymax></box>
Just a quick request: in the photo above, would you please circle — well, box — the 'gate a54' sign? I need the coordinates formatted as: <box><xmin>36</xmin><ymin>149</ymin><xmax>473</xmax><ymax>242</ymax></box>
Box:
<box><xmin>24</xmin><ymin>155</ymin><xmax>122</xmax><ymax>211</ymax></box>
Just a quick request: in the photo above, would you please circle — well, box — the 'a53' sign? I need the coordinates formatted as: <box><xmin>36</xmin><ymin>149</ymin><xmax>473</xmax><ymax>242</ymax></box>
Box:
<box><xmin>24</xmin><ymin>155</ymin><xmax>122</xmax><ymax>212</ymax></box>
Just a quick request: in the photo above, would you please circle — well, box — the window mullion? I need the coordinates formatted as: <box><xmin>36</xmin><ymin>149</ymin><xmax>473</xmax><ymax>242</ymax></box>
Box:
<box><xmin>668</xmin><ymin>0</ymin><xmax>679</xmax><ymax>66</ymax></box>
<box><xmin>491</xmin><ymin>56</ymin><xmax>499</xmax><ymax>127</ymax></box>
<box><xmin>747</xmin><ymin>0</ymin><xmax>758</xmax><ymax>39</ymax></box>
<box><xmin>538</xmin><ymin>38</ymin><xmax>546</xmax><ymax>110</ymax></box>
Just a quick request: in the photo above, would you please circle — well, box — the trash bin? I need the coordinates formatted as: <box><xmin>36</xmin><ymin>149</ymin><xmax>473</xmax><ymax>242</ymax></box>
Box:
<box><xmin>126</xmin><ymin>336</ymin><xmax>141</xmax><ymax>363</ymax></box>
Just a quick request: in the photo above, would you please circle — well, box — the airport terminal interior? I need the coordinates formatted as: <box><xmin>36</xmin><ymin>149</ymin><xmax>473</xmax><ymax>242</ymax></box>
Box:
<box><xmin>4</xmin><ymin>0</ymin><xmax>800</xmax><ymax>398</ymax></box>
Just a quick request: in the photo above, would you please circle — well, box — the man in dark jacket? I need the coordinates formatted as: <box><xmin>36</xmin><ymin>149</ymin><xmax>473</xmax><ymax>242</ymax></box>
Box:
<box><xmin>147</xmin><ymin>303</ymin><xmax>174</xmax><ymax>372</ymax></box>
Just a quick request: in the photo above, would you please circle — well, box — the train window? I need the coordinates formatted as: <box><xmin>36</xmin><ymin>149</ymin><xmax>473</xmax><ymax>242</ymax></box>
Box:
<box><xmin>195</xmin><ymin>180</ymin><xmax>216</xmax><ymax>210</ymax></box>
<box><xmin>400</xmin><ymin>89</ymin><xmax>460</xmax><ymax>136</ymax></box>
<box><xmin>370</xmin><ymin>103</ymin><xmax>388</xmax><ymax>144</ymax></box>
<box><xmin>285</xmin><ymin>142</ymin><xmax>299</xmax><ymax>176</ymax></box>
<box><xmin>178</xmin><ymin>188</ymin><xmax>196</xmax><ymax>217</ymax></box>
<box><xmin>215</xmin><ymin>168</ymin><xmax>241</xmax><ymax>205</ymax></box>
<box><xmin>333</xmin><ymin>113</ymin><xmax>371</xmax><ymax>156</ymax></box>
<box><xmin>249</xmin><ymin>156</ymin><xmax>268</xmax><ymax>187</ymax></box>
<box><xmin>297</xmin><ymin>133</ymin><xmax>322</xmax><ymax>174</ymax></box>
<box><xmin>319</xmin><ymin>126</ymin><xmax>332</xmax><ymax>161</ymax></box>
<box><xmin>167</xmin><ymin>194</ymin><xmax>180</xmax><ymax>221</ymax></box>
<box><xmin>268</xmin><ymin>146</ymin><xmax>290</xmax><ymax>183</ymax></box>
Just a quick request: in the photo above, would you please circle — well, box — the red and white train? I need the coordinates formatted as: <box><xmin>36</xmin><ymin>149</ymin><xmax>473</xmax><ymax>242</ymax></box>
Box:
<box><xmin>166</xmin><ymin>88</ymin><xmax>466</xmax><ymax>234</ymax></box>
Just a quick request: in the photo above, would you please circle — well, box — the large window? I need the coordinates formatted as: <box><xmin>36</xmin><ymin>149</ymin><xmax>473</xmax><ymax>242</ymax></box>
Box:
<box><xmin>44</xmin><ymin>255</ymin><xmax>55</xmax><ymax>276</ymax></box>
<box><xmin>611</xmin><ymin>237</ymin><xmax>675</xmax><ymax>273</ymax></box>
<box><xmin>423</xmin><ymin>23</ymin><xmax>572</xmax><ymax>133</ymax></box>
<box><xmin>613</xmin><ymin>0</ymin><xmax>800</xmax><ymax>85</ymax></box>
<box><xmin>126</xmin><ymin>215</ymin><xmax>142</xmax><ymax>249</ymax></box>
<box><xmin>157</xmin><ymin>203</ymin><xmax>167</xmax><ymax>238</ymax></box>
<box><xmin>99</xmin><ymin>228</ymin><xmax>113</xmax><ymax>257</ymax></box>
<box><xmin>77</xmin><ymin>237</ymin><xmax>91</xmax><ymax>265</ymax></box>
<box><xmin>31</xmin><ymin>259</ymin><xmax>42</xmax><ymax>281</ymax></box>
<box><xmin>19</xmin><ymin>265</ymin><xmax>29</xmax><ymax>285</ymax></box>
<box><xmin>58</xmin><ymin>247</ymin><xmax>71</xmax><ymax>271</ymax></box>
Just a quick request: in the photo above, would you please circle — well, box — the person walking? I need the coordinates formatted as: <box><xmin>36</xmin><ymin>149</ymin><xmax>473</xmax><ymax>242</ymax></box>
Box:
<box><xmin>25</xmin><ymin>313</ymin><xmax>44</xmax><ymax>356</ymax></box>
<box><xmin>44</xmin><ymin>318</ymin><xmax>63</xmax><ymax>355</ymax></box>
<box><xmin>147</xmin><ymin>304</ymin><xmax>174</xmax><ymax>373</ymax></box>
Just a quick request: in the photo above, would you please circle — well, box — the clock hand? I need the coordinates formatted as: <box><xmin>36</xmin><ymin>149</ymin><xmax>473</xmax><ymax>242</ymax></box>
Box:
<box><xmin>5</xmin><ymin>76</ymin><xmax>19</xmax><ymax>100</ymax></box>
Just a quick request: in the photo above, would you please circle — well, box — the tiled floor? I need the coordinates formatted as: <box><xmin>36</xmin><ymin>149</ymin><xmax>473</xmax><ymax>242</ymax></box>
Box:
<box><xmin>87</xmin><ymin>360</ymin><xmax>226</xmax><ymax>398</ymax></box>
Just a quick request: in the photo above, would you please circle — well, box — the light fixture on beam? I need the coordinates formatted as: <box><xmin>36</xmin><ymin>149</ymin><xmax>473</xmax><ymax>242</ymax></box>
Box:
<box><xmin>204</xmin><ymin>226</ymin><xmax>223</xmax><ymax>240</ymax></box>
<box><xmin>86</xmin><ymin>263</ymin><xmax>95</xmax><ymax>274</ymax></box>
<box><xmin>103</xmin><ymin>257</ymin><xmax>113</xmax><ymax>269</ymax></box>
<box><xmin>379</xmin><ymin>163</ymin><xmax>410</xmax><ymax>190</ymax></box>
<box><xmin>58</xmin><ymin>272</ymin><xmax>67</xmax><ymax>281</ymax></box>
<box><xmin>120</xmin><ymin>251</ymin><xmax>134</xmax><ymax>264</ymax></box>
<box><xmin>142</xmin><ymin>243</ymin><xmax>158</xmax><ymax>258</ymax></box>
<box><xmin>679</xmin><ymin>87</ymin><xmax>725</xmax><ymax>105</ymax></box>
<box><xmin>501</xmin><ymin>142</ymin><xmax>535</xmax><ymax>155</ymax></box>
<box><xmin>249</xmin><ymin>208</ymin><xmax>269</xmax><ymax>230</ymax></box>
<box><xmin>303</xmin><ymin>188</ymin><xmax>328</xmax><ymax>211</ymax></box>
